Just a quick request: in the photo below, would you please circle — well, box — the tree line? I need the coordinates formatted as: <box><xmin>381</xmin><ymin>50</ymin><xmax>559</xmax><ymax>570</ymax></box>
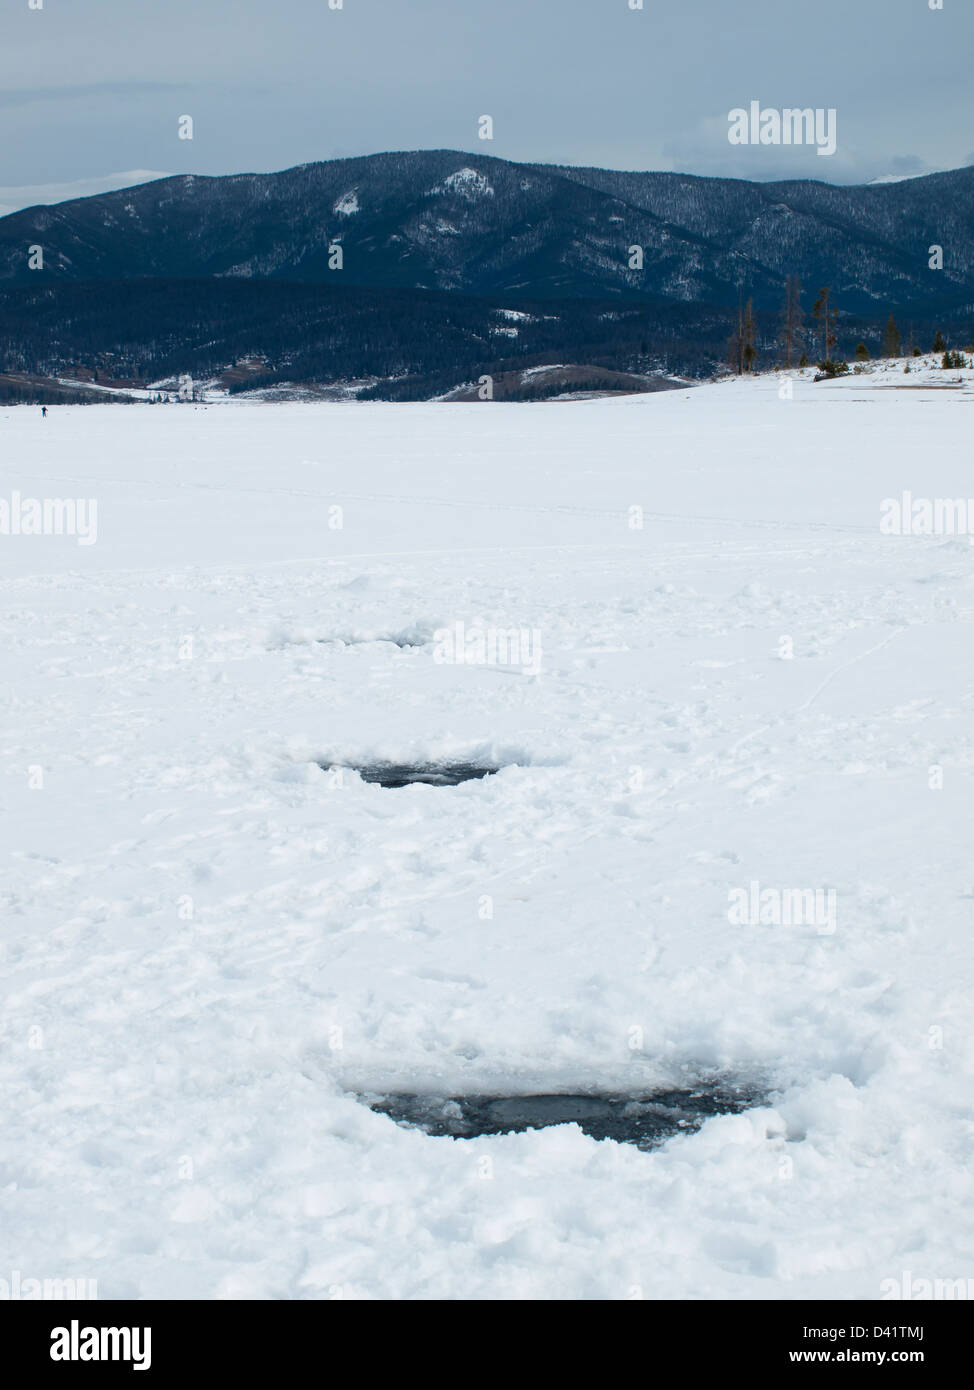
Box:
<box><xmin>728</xmin><ymin>278</ymin><xmax>971</xmax><ymax>376</ymax></box>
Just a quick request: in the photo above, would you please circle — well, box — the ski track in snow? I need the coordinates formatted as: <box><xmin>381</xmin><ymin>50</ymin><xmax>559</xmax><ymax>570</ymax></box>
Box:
<box><xmin>2</xmin><ymin>366</ymin><xmax>974</xmax><ymax>1298</ymax></box>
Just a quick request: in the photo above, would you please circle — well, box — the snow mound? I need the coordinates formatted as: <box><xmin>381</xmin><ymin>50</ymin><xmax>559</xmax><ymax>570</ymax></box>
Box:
<box><xmin>431</xmin><ymin>167</ymin><xmax>495</xmax><ymax>199</ymax></box>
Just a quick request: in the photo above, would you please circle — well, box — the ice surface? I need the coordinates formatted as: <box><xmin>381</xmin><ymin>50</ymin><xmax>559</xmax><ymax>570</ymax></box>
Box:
<box><xmin>2</xmin><ymin>361</ymin><xmax>974</xmax><ymax>1298</ymax></box>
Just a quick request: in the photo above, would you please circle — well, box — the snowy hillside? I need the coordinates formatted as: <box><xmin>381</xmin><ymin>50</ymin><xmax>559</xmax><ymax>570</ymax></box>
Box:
<box><xmin>2</xmin><ymin>153</ymin><xmax>973</xmax><ymax>318</ymax></box>
<box><xmin>2</xmin><ymin>367</ymin><xmax>973</xmax><ymax>1299</ymax></box>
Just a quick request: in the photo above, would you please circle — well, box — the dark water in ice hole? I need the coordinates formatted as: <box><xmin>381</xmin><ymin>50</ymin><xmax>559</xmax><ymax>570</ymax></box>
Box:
<box><xmin>324</xmin><ymin>762</ymin><xmax>498</xmax><ymax>788</ymax></box>
<box><xmin>368</xmin><ymin>1084</ymin><xmax>761</xmax><ymax>1150</ymax></box>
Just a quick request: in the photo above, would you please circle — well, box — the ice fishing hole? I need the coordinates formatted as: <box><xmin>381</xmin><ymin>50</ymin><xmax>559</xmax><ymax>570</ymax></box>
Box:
<box><xmin>366</xmin><ymin>1083</ymin><xmax>762</xmax><ymax>1150</ymax></box>
<box><xmin>321</xmin><ymin>761</ymin><xmax>500</xmax><ymax>788</ymax></box>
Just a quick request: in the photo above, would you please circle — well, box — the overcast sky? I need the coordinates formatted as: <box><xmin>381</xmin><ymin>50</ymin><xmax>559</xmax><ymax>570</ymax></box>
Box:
<box><xmin>2</xmin><ymin>0</ymin><xmax>972</xmax><ymax>196</ymax></box>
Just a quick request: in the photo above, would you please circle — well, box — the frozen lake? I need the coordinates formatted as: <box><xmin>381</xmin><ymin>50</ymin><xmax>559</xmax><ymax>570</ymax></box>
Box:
<box><xmin>3</xmin><ymin>363</ymin><xmax>974</xmax><ymax>1298</ymax></box>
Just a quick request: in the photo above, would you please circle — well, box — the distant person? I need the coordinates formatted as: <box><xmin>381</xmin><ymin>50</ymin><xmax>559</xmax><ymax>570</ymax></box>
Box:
<box><xmin>41</xmin><ymin>406</ymin><xmax>47</xmax><ymax>418</ymax></box>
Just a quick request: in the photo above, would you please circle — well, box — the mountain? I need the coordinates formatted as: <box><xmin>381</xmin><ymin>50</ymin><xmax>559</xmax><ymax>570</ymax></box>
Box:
<box><xmin>0</xmin><ymin>278</ymin><xmax>738</xmax><ymax>402</ymax></box>
<box><xmin>543</xmin><ymin>163</ymin><xmax>974</xmax><ymax>313</ymax></box>
<box><xmin>1</xmin><ymin>151</ymin><xmax>972</xmax><ymax>399</ymax></box>
<box><xmin>0</xmin><ymin>171</ymin><xmax>170</xmax><ymax>220</ymax></box>
<box><xmin>1</xmin><ymin>151</ymin><xmax>972</xmax><ymax>315</ymax></box>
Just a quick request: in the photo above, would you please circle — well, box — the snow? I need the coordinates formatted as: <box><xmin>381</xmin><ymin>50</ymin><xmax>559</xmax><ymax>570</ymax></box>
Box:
<box><xmin>2</xmin><ymin>366</ymin><xmax>974</xmax><ymax>1299</ymax></box>
<box><xmin>519</xmin><ymin>363</ymin><xmax>568</xmax><ymax>380</ymax></box>
<box><xmin>333</xmin><ymin>190</ymin><xmax>360</xmax><ymax>217</ymax></box>
<box><xmin>865</xmin><ymin>170</ymin><xmax>943</xmax><ymax>185</ymax></box>
<box><xmin>54</xmin><ymin>378</ymin><xmax>159</xmax><ymax>401</ymax></box>
<box><xmin>430</xmin><ymin>168</ymin><xmax>495</xmax><ymax>199</ymax></box>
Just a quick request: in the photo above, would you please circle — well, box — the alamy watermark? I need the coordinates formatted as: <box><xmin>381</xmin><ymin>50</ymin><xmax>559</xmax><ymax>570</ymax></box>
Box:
<box><xmin>728</xmin><ymin>880</ymin><xmax>837</xmax><ymax>935</ymax></box>
<box><xmin>0</xmin><ymin>492</ymin><xmax>98</xmax><ymax>545</ymax></box>
<box><xmin>50</xmin><ymin>1320</ymin><xmax>150</xmax><ymax>1371</ymax></box>
<box><xmin>881</xmin><ymin>1272</ymin><xmax>974</xmax><ymax>1300</ymax></box>
<box><xmin>434</xmin><ymin>621</ymin><xmax>542</xmax><ymax>674</ymax></box>
<box><xmin>728</xmin><ymin>102</ymin><xmax>837</xmax><ymax>157</ymax></box>
<box><xmin>880</xmin><ymin>492</ymin><xmax>974</xmax><ymax>536</ymax></box>
<box><xmin>1</xmin><ymin>1270</ymin><xmax>98</xmax><ymax>1300</ymax></box>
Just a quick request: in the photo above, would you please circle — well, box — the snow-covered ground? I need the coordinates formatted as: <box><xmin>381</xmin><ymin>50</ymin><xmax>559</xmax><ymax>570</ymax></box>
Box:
<box><xmin>2</xmin><ymin>364</ymin><xmax>974</xmax><ymax>1299</ymax></box>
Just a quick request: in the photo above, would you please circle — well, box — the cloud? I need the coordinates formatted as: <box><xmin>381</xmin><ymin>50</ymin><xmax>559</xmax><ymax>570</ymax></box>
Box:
<box><xmin>3</xmin><ymin>0</ymin><xmax>973</xmax><ymax>184</ymax></box>
<box><xmin>0</xmin><ymin>82</ymin><xmax>191</xmax><ymax>110</ymax></box>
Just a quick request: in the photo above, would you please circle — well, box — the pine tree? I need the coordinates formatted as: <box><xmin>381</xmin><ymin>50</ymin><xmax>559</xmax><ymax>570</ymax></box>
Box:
<box><xmin>779</xmin><ymin>275</ymin><xmax>804</xmax><ymax>369</ymax></box>
<box><xmin>855</xmin><ymin>342</ymin><xmax>870</xmax><ymax>361</ymax></box>
<box><xmin>743</xmin><ymin>298</ymin><xmax>757</xmax><ymax>372</ymax></box>
<box><xmin>882</xmin><ymin>313</ymin><xmax>901</xmax><ymax>358</ymax></box>
<box><xmin>728</xmin><ymin>288</ymin><xmax>745</xmax><ymax>375</ymax></box>
<box><xmin>933</xmin><ymin>330</ymin><xmax>947</xmax><ymax>352</ymax></box>
<box><xmin>812</xmin><ymin>287</ymin><xmax>838</xmax><ymax>363</ymax></box>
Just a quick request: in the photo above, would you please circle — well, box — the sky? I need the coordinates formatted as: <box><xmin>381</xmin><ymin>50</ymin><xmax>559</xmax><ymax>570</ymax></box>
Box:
<box><xmin>1</xmin><ymin>0</ymin><xmax>972</xmax><ymax>207</ymax></box>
